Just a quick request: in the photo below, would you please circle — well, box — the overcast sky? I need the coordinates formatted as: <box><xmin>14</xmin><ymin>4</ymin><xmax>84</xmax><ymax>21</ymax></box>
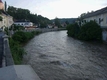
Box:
<box><xmin>2</xmin><ymin>0</ymin><xmax>107</xmax><ymax>19</ymax></box>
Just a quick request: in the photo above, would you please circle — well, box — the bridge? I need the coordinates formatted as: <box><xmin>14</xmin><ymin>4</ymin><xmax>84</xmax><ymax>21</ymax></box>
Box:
<box><xmin>0</xmin><ymin>31</ymin><xmax>41</xmax><ymax>80</ymax></box>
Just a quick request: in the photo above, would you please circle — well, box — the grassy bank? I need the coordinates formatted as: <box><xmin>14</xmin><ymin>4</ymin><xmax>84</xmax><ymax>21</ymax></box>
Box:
<box><xmin>9</xmin><ymin>31</ymin><xmax>41</xmax><ymax>64</ymax></box>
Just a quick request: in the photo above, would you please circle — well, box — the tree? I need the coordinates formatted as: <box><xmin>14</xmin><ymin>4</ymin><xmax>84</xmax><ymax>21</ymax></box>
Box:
<box><xmin>67</xmin><ymin>23</ymin><xmax>80</xmax><ymax>37</ymax></box>
<box><xmin>0</xmin><ymin>16</ymin><xmax>2</xmax><ymax>21</ymax></box>
<box><xmin>7</xmin><ymin>6</ymin><xmax>51</xmax><ymax>27</ymax></box>
<box><xmin>78</xmin><ymin>21</ymin><xmax>102</xmax><ymax>41</ymax></box>
<box><xmin>54</xmin><ymin>17</ymin><xmax>61</xmax><ymax>28</ymax></box>
<box><xmin>5</xmin><ymin>1</ymin><xmax>7</xmax><ymax>11</ymax></box>
<box><xmin>78</xmin><ymin>13</ymin><xmax>86</xmax><ymax>22</ymax></box>
<box><xmin>65</xmin><ymin>21</ymin><xmax>69</xmax><ymax>25</ymax></box>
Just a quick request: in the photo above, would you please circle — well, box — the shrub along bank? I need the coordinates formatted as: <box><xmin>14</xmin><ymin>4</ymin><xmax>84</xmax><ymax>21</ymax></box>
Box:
<box><xmin>67</xmin><ymin>21</ymin><xmax>102</xmax><ymax>41</ymax></box>
<box><xmin>9</xmin><ymin>31</ymin><xmax>41</xmax><ymax>64</ymax></box>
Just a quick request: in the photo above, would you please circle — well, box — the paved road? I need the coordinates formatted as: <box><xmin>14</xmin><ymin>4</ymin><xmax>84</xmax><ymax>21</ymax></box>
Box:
<box><xmin>0</xmin><ymin>32</ymin><xmax>4</xmax><ymax>67</ymax></box>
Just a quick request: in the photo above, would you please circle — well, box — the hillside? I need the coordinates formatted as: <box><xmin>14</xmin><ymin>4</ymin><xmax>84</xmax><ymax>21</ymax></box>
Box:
<box><xmin>52</xmin><ymin>18</ymin><xmax>77</xmax><ymax>24</ymax></box>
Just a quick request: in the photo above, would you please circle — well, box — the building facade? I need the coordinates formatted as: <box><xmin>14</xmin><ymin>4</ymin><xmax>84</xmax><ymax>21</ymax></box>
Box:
<box><xmin>83</xmin><ymin>7</ymin><xmax>107</xmax><ymax>42</ymax></box>
<box><xmin>14</xmin><ymin>21</ymin><xmax>33</xmax><ymax>27</ymax></box>
<box><xmin>0</xmin><ymin>0</ymin><xmax>13</xmax><ymax>31</ymax></box>
<box><xmin>0</xmin><ymin>0</ymin><xmax>4</xmax><ymax>10</ymax></box>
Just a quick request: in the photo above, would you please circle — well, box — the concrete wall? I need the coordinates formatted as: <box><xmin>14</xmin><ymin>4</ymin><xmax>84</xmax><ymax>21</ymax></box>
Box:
<box><xmin>2</xmin><ymin>35</ymin><xmax>14</xmax><ymax>67</ymax></box>
<box><xmin>1</xmin><ymin>34</ymin><xmax>41</xmax><ymax>80</ymax></box>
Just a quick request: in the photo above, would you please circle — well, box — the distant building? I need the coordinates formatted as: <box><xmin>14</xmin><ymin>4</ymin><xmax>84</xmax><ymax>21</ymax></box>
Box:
<box><xmin>82</xmin><ymin>7</ymin><xmax>107</xmax><ymax>42</ymax></box>
<box><xmin>14</xmin><ymin>20</ymin><xmax>33</xmax><ymax>27</ymax></box>
<box><xmin>61</xmin><ymin>22</ymin><xmax>67</xmax><ymax>27</ymax></box>
<box><xmin>0</xmin><ymin>0</ymin><xmax>13</xmax><ymax>31</ymax></box>
<box><xmin>47</xmin><ymin>24</ymin><xmax>53</xmax><ymax>28</ymax></box>
<box><xmin>0</xmin><ymin>0</ymin><xmax>4</xmax><ymax>10</ymax></box>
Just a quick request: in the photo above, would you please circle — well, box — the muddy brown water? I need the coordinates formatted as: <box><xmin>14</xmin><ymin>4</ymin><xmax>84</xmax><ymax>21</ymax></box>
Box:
<box><xmin>23</xmin><ymin>31</ymin><xmax>107</xmax><ymax>80</ymax></box>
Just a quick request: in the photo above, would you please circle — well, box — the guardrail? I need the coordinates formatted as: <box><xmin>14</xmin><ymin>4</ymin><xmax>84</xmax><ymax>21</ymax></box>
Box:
<box><xmin>2</xmin><ymin>35</ymin><xmax>14</xmax><ymax>67</ymax></box>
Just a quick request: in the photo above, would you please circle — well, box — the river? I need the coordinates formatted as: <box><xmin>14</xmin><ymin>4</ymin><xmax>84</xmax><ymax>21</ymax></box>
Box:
<box><xmin>23</xmin><ymin>31</ymin><xmax>107</xmax><ymax>80</ymax></box>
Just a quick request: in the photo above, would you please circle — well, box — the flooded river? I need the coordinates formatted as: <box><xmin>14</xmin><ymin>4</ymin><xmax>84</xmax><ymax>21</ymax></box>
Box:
<box><xmin>23</xmin><ymin>31</ymin><xmax>107</xmax><ymax>80</ymax></box>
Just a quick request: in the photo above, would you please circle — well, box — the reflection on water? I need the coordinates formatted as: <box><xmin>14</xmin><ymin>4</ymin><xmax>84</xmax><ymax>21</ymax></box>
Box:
<box><xmin>23</xmin><ymin>31</ymin><xmax>107</xmax><ymax>80</ymax></box>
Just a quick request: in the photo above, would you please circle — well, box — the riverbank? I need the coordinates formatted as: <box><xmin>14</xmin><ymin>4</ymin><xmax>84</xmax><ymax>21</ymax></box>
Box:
<box><xmin>9</xmin><ymin>28</ymin><xmax>66</xmax><ymax>64</ymax></box>
<box><xmin>9</xmin><ymin>31</ymin><xmax>41</xmax><ymax>64</ymax></box>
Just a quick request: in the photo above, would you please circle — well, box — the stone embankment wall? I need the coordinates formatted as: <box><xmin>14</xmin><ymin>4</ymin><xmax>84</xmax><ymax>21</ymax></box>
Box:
<box><xmin>25</xmin><ymin>28</ymin><xmax>66</xmax><ymax>32</ymax></box>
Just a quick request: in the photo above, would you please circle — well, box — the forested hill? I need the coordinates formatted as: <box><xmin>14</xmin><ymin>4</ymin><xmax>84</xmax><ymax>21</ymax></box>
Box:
<box><xmin>7</xmin><ymin>6</ymin><xmax>52</xmax><ymax>28</ymax></box>
<box><xmin>59</xmin><ymin>18</ymin><xmax>77</xmax><ymax>24</ymax></box>
<box><xmin>51</xmin><ymin>18</ymin><xmax>77</xmax><ymax>24</ymax></box>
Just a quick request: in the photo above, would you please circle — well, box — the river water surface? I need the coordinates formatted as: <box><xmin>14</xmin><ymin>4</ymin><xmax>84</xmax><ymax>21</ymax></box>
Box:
<box><xmin>23</xmin><ymin>31</ymin><xmax>107</xmax><ymax>80</ymax></box>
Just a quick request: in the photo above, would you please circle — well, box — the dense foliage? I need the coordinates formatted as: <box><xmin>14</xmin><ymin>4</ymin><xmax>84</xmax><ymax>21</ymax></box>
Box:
<box><xmin>9</xmin><ymin>31</ymin><xmax>41</xmax><ymax>64</ymax></box>
<box><xmin>67</xmin><ymin>21</ymin><xmax>102</xmax><ymax>41</ymax></box>
<box><xmin>12</xmin><ymin>31</ymin><xmax>40</xmax><ymax>43</ymax></box>
<box><xmin>0</xmin><ymin>16</ymin><xmax>2</xmax><ymax>21</ymax></box>
<box><xmin>9</xmin><ymin>24</ymin><xmax>25</xmax><ymax>31</ymax></box>
<box><xmin>9</xmin><ymin>38</ymin><xmax>26</xmax><ymax>64</ymax></box>
<box><xmin>78</xmin><ymin>21</ymin><xmax>102</xmax><ymax>41</ymax></box>
<box><xmin>7</xmin><ymin>6</ymin><xmax>52</xmax><ymax>28</ymax></box>
<box><xmin>54</xmin><ymin>18</ymin><xmax>61</xmax><ymax>28</ymax></box>
<box><xmin>67</xmin><ymin>23</ymin><xmax>80</xmax><ymax>38</ymax></box>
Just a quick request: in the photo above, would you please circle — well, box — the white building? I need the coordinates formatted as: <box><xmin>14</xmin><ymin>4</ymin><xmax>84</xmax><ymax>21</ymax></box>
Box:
<box><xmin>14</xmin><ymin>21</ymin><xmax>33</xmax><ymax>27</ymax></box>
<box><xmin>0</xmin><ymin>0</ymin><xmax>13</xmax><ymax>31</ymax></box>
<box><xmin>82</xmin><ymin>7</ymin><xmax>107</xmax><ymax>42</ymax></box>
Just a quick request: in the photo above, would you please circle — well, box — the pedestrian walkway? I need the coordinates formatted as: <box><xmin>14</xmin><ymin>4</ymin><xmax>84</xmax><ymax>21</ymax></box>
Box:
<box><xmin>0</xmin><ymin>65</ymin><xmax>41</xmax><ymax>80</ymax></box>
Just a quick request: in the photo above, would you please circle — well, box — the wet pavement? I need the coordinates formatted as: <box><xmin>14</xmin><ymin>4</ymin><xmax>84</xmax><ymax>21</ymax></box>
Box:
<box><xmin>23</xmin><ymin>31</ymin><xmax>107</xmax><ymax>80</ymax></box>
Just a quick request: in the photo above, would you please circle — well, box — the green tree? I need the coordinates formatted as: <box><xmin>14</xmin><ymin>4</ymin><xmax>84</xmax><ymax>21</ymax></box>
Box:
<box><xmin>54</xmin><ymin>17</ymin><xmax>61</xmax><ymax>28</ymax></box>
<box><xmin>67</xmin><ymin>23</ymin><xmax>80</xmax><ymax>37</ymax></box>
<box><xmin>7</xmin><ymin>6</ymin><xmax>51</xmax><ymax>27</ymax></box>
<box><xmin>5</xmin><ymin>1</ymin><xmax>7</xmax><ymax>11</ymax></box>
<box><xmin>78</xmin><ymin>21</ymin><xmax>102</xmax><ymax>41</ymax></box>
<box><xmin>65</xmin><ymin>21</ymin><xmax>69</xmax><ymax>25</ymax></box>
<box><xmin>11</xmin><ymin>24</ymin><xmax>24</xmax><ymax>31</ymax></box>
<box><xmin>0</xmin><ymin>16</ymin><xmax>2</xmax><ymax>21</ymax></box>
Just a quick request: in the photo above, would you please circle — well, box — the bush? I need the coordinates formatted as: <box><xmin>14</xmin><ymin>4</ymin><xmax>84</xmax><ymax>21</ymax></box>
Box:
<box><xmin>67</xmin><ymin>21</ymin><xmax>102</xmax><ymax>42</ymax></box>
<box><xmin>78</xmin><ymin>21</ymin><xmax>102</xmax><ymax>41</ymax></box>
<box><xmin>0</xmin><ymin>16</ymin><xmax>2</xmax><ymax>21</ymax></box>
<box><xmin>9</xmin><ymin>38</ymin><xmax>26</xmax><ymax>64</ymax></box>
<box><xmin>9</xmin><ymin>24</ymin><xmax>25</xmax><ymax>31</ymax></box>
<box><xmin>67</xmin><ymin>23</ymin><xmax>80</xmax><ymax>38</ymax></box>
<box><xmin>12</xmin><ymin>31</ymin><xmax>28</xmax><ymax>43</ymax></box>
<box><xmin>12</xmin><ymin>31</ymin><xmax>41</xmax><ymax>43</ymax></box>
<box><xmin>9</xmin><ymin>31</ymin><xmax>41</xmax><ymax>64</ymax></box>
